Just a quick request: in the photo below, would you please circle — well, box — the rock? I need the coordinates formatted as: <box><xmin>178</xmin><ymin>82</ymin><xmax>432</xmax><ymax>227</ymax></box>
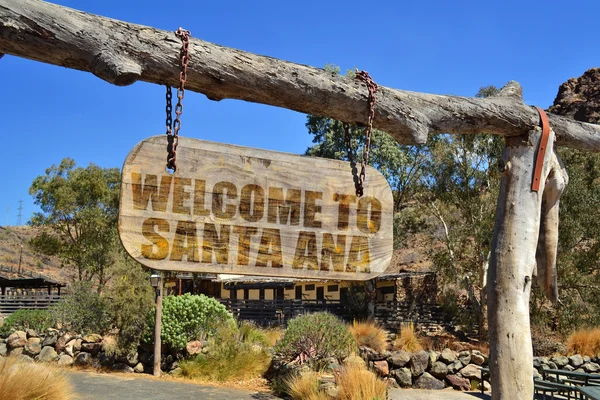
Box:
<box><xmin>388</xmin><ymin>350</ymin><xmax>412</xmax><ymax>368</ymax></box>
<box><xmin>7</xmin><ymin>331</ymin><xmax>27</xmax><ymax>348</ymax></box>
<box><xmin>584</xmin><ymin>356</ymin><xmax>591</xmax><ymax>363</ymax></box>
<box><xmin>373</xmin><ymin>360</ymin><xmax>389</xmax><ymax>377</ymax></box>
<box><xmin>547</xmin><ymin>361</ymin><xmax>558</xmax><ymax>370</ymax></box>
<box><xmin>58</xmin><ymin>355</ymin><xmax>74</xmax><ymax>367</ymax></box>
<box><xmin>459</xmin><ymin>364</ymin><xmax>481</xmax><ymax>380</ymax></box>
<box><xmin>533</xmin><ymin>357</ymin><xmax>542</xmax><ymax>369</ymax></box>
<box><xmin>17</xmin><ymin>354</ymin><xmax>34</xmax><ymax>363</ymax></box>
<box><xmin>446</xmin><ymin>374</ymin><xmax>471</xmax><ymax>391</ymax></box>
<box><xmin>410</xmin><ymin>350</ymin><xmax>430</xmax><ymax>377</ymax></box>
<box><xmin>56</xmin><ymin>333</ymin><xmax>73</xmax><ymax>354</ymax></box>
<box><xmin>430</xmin><ymin>361</ymin><xmax>449</xmax><ymax>379</ymax></box>
<box><xmin>569</xmin><ymin>354</ymin><xmax>584</xmax><ymax>368</ymax></box>
<box><xmin>186</xmin><ymin>340</ymin><xmax>203</xmax><ymax>356</ymax></box>
<box><xmin>391</xmin><ymin>368</ymin><xmax>412</xmax><ymax>387</ymax></box>
<box><xmin>564</xmin><ymin>365</ymin><xmax>575</xmax><ymax>371</ymax></box>
<box><xmin>26</xmin><ymin>329</ymin><xmax>38</xmax><ymax>338</ymax></box>
<box><xmin>75</xmin><ymin>352</ymin><xmax>92</xmax><ymax>366</ymax></box>
<box><xmin>81</xmin><ymin>342</ymin><xmax>102</xmax><ymax>356</ymax></box>
<box><xmin>0</xmin><ymin>343</ymin><xmax>6</xmax><ymax>356</ymax></box>
<box><xmin>64</xmin><ymin>340</ymin><xmax>76</xmax><ymax>357</ymax></box>
<box><xmin>458</xmin><ymin>351</ymin><xmax>471</xmax><ymax>366</ymax></box>
<box><xmin>360</xmin><ymin>346</ymin><xmax>386</xmax><ymax>361</ymax></box>
<box><xmin>36</xmin><ymin>346</ymin><xmax>58</xmax><ymax>362</ymax></box>
<box><xmin>583</xmin><ymin>362</ymin><xmax>600</xmax><ymax>373</ymax></box>
<box><xmin>448</xmin><ymin>360</ymin><xmax>463</xmax><ymax>374</ymax></box>
<box><xmin>83</xmin><ymin>334</ymin><xmax>102</xmax><ymax>343</ymax></box>
<box><xmin>169</xmin><ymin>367</ymin><xmax>182</xmax><ymax>376</ymax></box>
<box><xmin>98</xmin><ymin>352</ymin><xmax>115</xmax><ymax>367</ymax></box>
<box><xmin>112</xmin><ymin>363</ymin><xmax>134</xmax><ymax>373</ymax></box>
<box><xmin>479</xmin><ymin>380</ymin><xmax>491</xmax><ymax>392</ymax></box>
<box><xmin>414</xmin><ymin>372</ymin><xmax>444</xmax><ymax>390</ymax></box>
<box><xmin>344</xmin><ymin>354</ymin><xmax>366</xmax><ymax>369</ymax></box>
<box><xmin>551</xmin><ymin>356</ymin><xmax>569</xmax><ymax>368</ymax></box>
<box><xmin>42</xmin><ymin>332</ymin><xmax>57</xmax><ymax>347</ymax></box>
<box><xmin>117</xmin><ymin>352</ymin><xmax>139</xmax><ymax>367</ymax></box>
<box><xmin>471</xmin><ymin>353</ymin><xmax>485</xmax><ymax>366</ymax></box>
<box><xmin>9</xmin><ymin>347</ymin><xmax>23</xmax><ymax>356</ymax></box>
<box><xmin>533</xmin><ymin>368</ymin><xmax>543</xmax><ymax>380</ymax></box>
<box><xmin>575</xmin><ymin>368</ymin><xmax>586</xmax><ymax>373</ymax></box>
<box><xmin>429</xmin><ymin>351</ymin><xmax>440</xmax><ymax>366</ymax></box>
<box><xmin>24</xmin><ymin>337</ymin><xmax>42</xmax><ymax>356</ymax></box>
<box><xmin>134</xmin><ymin>362</ymin><xmax>144</xmax><ymax>373</ymax></box>
<box><xmin>440</xmin><ymin>348</ymin><xmax>456</xmax><ymax>364</ymax></box>
<box><xmin>73</xmin><ymin>339</ymin><xmax>82</xmax><ymax>352</ymax></box>
<box><xmin>139</xmin><ymin>351</ymin><xmax>151</xmax><ymax>365</ymax></box>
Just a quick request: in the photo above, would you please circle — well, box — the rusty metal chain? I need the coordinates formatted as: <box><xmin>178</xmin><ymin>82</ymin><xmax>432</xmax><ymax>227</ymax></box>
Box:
<box><xmin>166</xmin><ymin>28</ymin><xmax>191</xmax><ymax>172</ymax></box>
<box><xmin>344</xmin><ymin>70</ymin><xmax>379</xmax><ymax>197</ymax></box>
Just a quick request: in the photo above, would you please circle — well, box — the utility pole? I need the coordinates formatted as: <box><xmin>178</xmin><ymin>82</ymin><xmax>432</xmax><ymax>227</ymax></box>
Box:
<box><xmin>18</xmin><ymin>245</ymin><xmax>23</xmax><ymax>275</ymax></box>
<box><xmin>17</xmin><ymin>200</ymin><xmax>23</xmax><ymax>226</ymax></box>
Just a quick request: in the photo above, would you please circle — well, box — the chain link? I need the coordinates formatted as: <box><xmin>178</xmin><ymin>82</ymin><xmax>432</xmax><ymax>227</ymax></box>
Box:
<box><xmin>344</xmin><ymin>70</ymin><xmax>379</xmax><ymax>197</ymax></box>
<box><xmin>166</xmin><ymin>28</ymin><xmax>191</xmax><ymax>172</ymax></box>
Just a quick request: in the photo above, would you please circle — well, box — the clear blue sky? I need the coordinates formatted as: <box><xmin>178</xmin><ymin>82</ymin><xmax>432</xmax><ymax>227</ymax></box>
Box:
<box><xmin>1</xmin><ymin>0</ymin><xmax>598</xmax><ymax>225</ymax></box>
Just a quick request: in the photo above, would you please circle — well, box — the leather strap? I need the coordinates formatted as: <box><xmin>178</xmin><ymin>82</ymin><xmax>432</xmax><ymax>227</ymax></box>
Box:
<box><xmin>532</xmin><ymin>106</ymin><xmax>551</xmax><ymax>192</ymax></box>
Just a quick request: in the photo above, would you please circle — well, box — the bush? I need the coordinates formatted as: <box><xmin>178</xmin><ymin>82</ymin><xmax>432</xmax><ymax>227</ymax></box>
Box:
<box><xmin>274</xmin><ymin>312</ymin><xmax>355</xmax><ymax>368</ymax></box>
<box><xmin>0</xmin><ymin>309</ymin><xmax>54</xmax><ymax>336</ymax></box>
<box><xmin>284</xmin><ymin>371</ymin><xmax>328</xmax><ymax>400</ymax></box>
<box><xmin>349</xmin><ymin>320</ymin><xmax>388</xmax><ymax>352</ymax></box>
<box><xmin>394</xmin><ymin>322</ymin><xmax>422</xmax><ymax>352</ymax></box>
<box><xmin>157</xmin><ymin>293</ymin><xmax>234</xmax><ymax>350</ymax></box>
<box><xmin>50</xmin><ymin>282</ymin><xmax>111</xmax><ymax>334</ymax></box>
<box><xmin>180</xmin><ymin>321</ymin><xmax>271</xmax><ymax>382</ymax></box>
<box><xmin>336</xmin><ymin>364</ymin><xmax>387</xmax><ymax>400</ymax></box>
<box><xmin>0</xmin><ymin>356</ymin><xmax>73</xmax><ymax>399</ymax></box>
<box><xmin>567</xmin><ymin>327</ymin><xmax>600</xmax><ymax>356</ymax></box>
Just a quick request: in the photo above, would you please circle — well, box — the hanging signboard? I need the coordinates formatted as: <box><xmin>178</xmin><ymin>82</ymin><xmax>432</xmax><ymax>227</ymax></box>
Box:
<box><xmin>119</xmin><ymin>136</ymin><xmax>393</xmax><ymax>280</ymax></box>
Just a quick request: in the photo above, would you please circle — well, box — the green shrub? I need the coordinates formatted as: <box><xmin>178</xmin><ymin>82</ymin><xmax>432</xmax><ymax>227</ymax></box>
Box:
<box><xmin>0</xmin><ymin>309</ymin><xmax>54</xmax><ymax>336</ymax></box>
<box><xmin>275</xmin><ymin>312</ymin><xmax>355</xmax><ymax>368</ymax></box>
<box><xmin>51</xmin><ymin>281</ymin><xmax>111</xmax><ymax>334</ymax></box>
<box><xmin>154</xmin><ymin>293</ymin><xmax>234</xmax><ymax>350</ymax></box>
<box><xmin>180</xmin><ymin>321</ymin><xmax>271</xmax><ymax>382</ymax></box>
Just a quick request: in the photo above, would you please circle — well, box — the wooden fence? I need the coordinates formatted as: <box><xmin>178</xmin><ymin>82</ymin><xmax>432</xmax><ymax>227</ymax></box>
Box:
<box><xmin>373</xmin><ymin>301</ymin><xmax>447</xmax><ymax>333</ymax></box>
<box><xmin>0</xmin><ymin>295</ymin><xmax>62</xmax><ymax>315</ymax></box>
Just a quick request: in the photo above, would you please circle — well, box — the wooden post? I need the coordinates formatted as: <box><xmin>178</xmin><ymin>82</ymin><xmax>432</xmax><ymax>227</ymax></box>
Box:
<box><xmin>153</xmin><ymin>274</ymin><xmax>163</xmax><ymax>377</ymax></box>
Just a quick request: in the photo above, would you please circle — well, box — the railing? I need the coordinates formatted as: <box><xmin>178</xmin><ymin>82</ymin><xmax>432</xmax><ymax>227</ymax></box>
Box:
<box><xmin>0</xmin><ymin>295</ymin><xmax>62</xmax><ymax>315</ymax></box>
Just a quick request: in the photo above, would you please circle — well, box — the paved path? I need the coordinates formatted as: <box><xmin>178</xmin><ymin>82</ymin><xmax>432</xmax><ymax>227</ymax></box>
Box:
<box><xmin>68</xmin><ymin>371</ymin><xmax>279</xmax><ymax>400</ymax></box>
<box><xmin>388</xmin><ymin>389</ymin><xmax>490</xmax><ymax>400</ymax></box>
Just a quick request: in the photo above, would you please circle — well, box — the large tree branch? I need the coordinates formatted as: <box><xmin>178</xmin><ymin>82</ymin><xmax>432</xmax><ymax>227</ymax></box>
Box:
<box><xmin>1</xmin><ymin>0</ymin><xmax>600</xmax><ymax>150</ymax></box>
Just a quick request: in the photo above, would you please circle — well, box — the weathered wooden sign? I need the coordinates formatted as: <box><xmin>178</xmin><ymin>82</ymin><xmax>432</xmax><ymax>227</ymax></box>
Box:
<box><xmin>119</xmin><ymin>136</ymin><xmax>393</xmax><ymax>280</ymax></box>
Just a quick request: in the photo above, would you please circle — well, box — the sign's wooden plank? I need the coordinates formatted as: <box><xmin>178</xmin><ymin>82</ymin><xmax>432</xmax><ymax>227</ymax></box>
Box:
<box><xmin>119</xmin><ymin>136</ymin><xmax>393</xmax><ymax>280</ymax></box>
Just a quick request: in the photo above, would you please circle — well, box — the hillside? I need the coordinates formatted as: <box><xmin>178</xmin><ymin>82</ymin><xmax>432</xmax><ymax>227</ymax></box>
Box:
<box><xmin>0</xmin><ymin>225</ymin><xmax>74</xmax><ymax>284</ymax></box>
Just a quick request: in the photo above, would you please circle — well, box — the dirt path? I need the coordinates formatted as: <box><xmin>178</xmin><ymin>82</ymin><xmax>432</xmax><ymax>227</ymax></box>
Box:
<box><xmin>67</xmin><ymin>371</ymin><xmax>279</xmax><ymax>400</ymax></box>
<box><xmin>388</xmin><ymin>388</ymin><xmax>490</xmax><ymax>400</ymax></box>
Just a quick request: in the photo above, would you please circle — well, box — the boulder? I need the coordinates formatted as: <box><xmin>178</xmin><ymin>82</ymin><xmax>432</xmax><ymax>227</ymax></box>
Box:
<box><xmin>391</xmin><ymin>368</ymin><xmax>412</xmax><ymax>387</ymax></box>
<box><xmin>98</xmin><ymin>352</ymin><xmax>115</xmax><ymax>367</ymax></box>
<box><xmin>459</xmin><ymin>364</ymin><xmax>481</xmax><ymax>380</ymax></box>
<box><xmin>72</xmin><ymin>339</ymin><xmax>82</xmax><ymax>352</ymax></box>
<box><xmin>83</xmin><ymin>334</ymin><xmax>102</xmax><ymax>344</ymax></box>
<box><xmin>75</xmin><ymin>352</ymin><xmax>92</xmax><ymax>366</ymax></box>
<box><xmin>112</xmin><ymin>363</ymin><xmax>134</xmax><ymax>373</ymax></box>
<box><xmin>17</xmin><ymin>354</ymin><xmax>34</xmax><ymax>363</ymax></box>
<box><xmin>9</xmin><ymin>347</ymin><xmax>23</xmax><ymax>356</ymax></box>
<box><xmin>25</xmin><ymin>329</ymin><xmax>38</xmax><ymax>338</ymax></box>
<box><xmin>81</xmin><ymin>342</ymin><xmax>102</xmax><ymax>356</ymax></box>
<box><xmin>584</xmin><ymin>356</ymin><xmax>591</xmax><ymax>363</ymax></box>
<box><xmin>56</xmin><ymin>333</ymin><xmax>73</xmax><ymax>354</ymax></box>
<box><xmin>458</xmin><ymin>351</ymin><xmax>471</xmax><ymax>366</ymax></box>
<box><xmin>533</xmin><ymin>368</ymin><xmax>543</xmax><ymax>380</ymax></box>
<box><xmin>479</xmin><ymin>380</ymin><xmax>491</xmax><ymax>392</ymax></box>
<box><xmin>430</xmin><ymin>361</ymin><xmax>448</xmax><ymax>379</ymax></box>
<box><xmin>134</xmin><ymin>362</ymin><xmax>144</xmax><ymax>373</ymax></box>
<box><xmin>58</xmin><ymin>355</ymin><xmax>74</xmax><ymax>367</ymax></box>
<box><xmin>564</xmin><ymin>364</ymin><xmax>575</xmax><ymax>371</ymax></box>
<box><xmin>24</xmin><ymin>337</ymin><xmax>42</xmax><ymax>356</ymax></box>
<box><xmin>448</xmin><ymin>360</ymin><xmax>463</xmax><ymax>374</ymax></box>
<box><xmin>439</xmin><ymin>348</ymin><xmax>456</xmax><ymax>364</ymax></box>
<box><xmin>42</xmin><ymin>331</ymin><xmax>58</xmax><ymax>347</ymax></box>
<box><xmin>471</xmin><ymin>352</ymin><xmax>485</xmax><ymax>366</ymax></box>
<box><xmin>429</xmin><ymin>351</ymin><xmax>440</xmax><ymax>366</ymax></box>
<box><xmin>551</xmin><ymin>356</ymin><xmax>569</xmax><ymax>368</ymax></box>
<box><xmin>414</xmin><ymin>372</ymin><xmax>444</xmax><ymax>390</ymax></box>
<box><xmin>385</xmin><ymin>377</ymin><xmax>399</xmax><ymax>388</ymax></box>
<box><xmin>0</xmin><ymin>343</ymin><xmax>7</xmax><ymax>356</ymax></box>
<box><xmin>583</xmin><ymin>362</ymin><xmax>600</xmax><ymax>373</ymax></box>
<box><xmin>410</xmin><ymin>351</ymin><xmax>430</xmax><ymax>377</ymax></box>
<box><xmin>117</xmin><ymin>352</ymin><xmax>139</xmax><ymax>367</ymax></box>
<box><xmin>7</xmin><ymin>331</ymin><xmax>27</xmax><ymax>349</ymax></box>
<box><xmin>446</xmin><ymin>374</ymin><xmax>471</xmax><ymax>391</ymax></box>
<box><xmin>373</xmin><ymin>360</ymin><xmax>389</xmax><ymax>377</ymax></box>
<box><xmin>547</xmin><ymin>361</ymin><xmax>558</xmax><ymax>370</ymax></box>
<box><xmin>569</xmin><ymin>354</ymin><xmax>584</xmax><ymax>368</ymax></box>
<box><xmin>388</xmin><ymin>350</ymin><xmax>411</xmax><ymax>368</ymax></box>
<box><xmin>360</xmin><ymin>346</ymin><xmax>386</xmax><ymax>361</ymax></box>
<box><xmin>186</xmin><ymin>340</ymin><xmax>203</xmax><ymax>356</ymax></box>
<box><xmin>36</xmin><ymin>346</ymin><xmax>58</xmax><ymax>362</ymax></box>
<box><xmin>169</xmin><ymin>367</ymin><xmax>182</xmax><ymax>376</ymax></box>
<box><xmin>64</xmin><ymin>340</ymin><xmax>76</xmax><ymax>357</ymax></box>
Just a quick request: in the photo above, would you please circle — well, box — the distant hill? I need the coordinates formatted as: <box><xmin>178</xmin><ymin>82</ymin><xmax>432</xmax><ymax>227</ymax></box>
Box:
<box><xmin>0</xmin><ymin>225</ymin><xmax>74</xmax><ymax>284</ymax></box>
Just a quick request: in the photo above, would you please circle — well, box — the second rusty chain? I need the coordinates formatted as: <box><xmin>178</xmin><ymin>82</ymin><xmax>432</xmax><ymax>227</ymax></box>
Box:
<box><xmin>166</xmin><ymin>28</ymin><xmax>191</xmax><ymax>172</ymax></box>
<box><xmin>344</xmin><ymin>70</ymin><xmax>379</xmax><ymax>197</ymax></box>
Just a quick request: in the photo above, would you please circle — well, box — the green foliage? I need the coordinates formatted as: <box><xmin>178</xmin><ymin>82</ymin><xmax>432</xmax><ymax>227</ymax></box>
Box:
<box><xmin>180</xmin><ymin>321</ymin><xmax>271</xmax><ymax>382</ymax></box>
<box><xmin>0</xmin><ymin>309</ymin><xmax>54</xmax><ymax>336</ymax></box>
<box><xmin>274</xmin><ymin>312</ymin><xmax>355</xmax><ymax>368</ymax></box>
<box><xmin>103</xmin><ymin>256</ymin><xmax>154</xmax><ymax>356</ymax></box>
<box><xmin>51</xmin><ymin>281</ymin><xmax>111</xmax><ymax>334</ymax></box>
<box><xmin>156</xmin><ymin>293</ymin><xmax>235</xmax><ymax>350</ymax></box>
<box><xmin>28</xmin><ymin>158</ymin><xmax>121</xmax><ymax>290</ymax></box>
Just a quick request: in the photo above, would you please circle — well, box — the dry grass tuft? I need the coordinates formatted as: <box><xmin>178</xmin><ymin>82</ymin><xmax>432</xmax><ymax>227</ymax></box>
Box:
<box><xmin>0</xmin><ymin>356</ymin><xmax>73</xmax><ymax>400</ymax></box>
<box><xmin>284</xmin><ymin>371</ymin><xmax>328</xmax><ymax>400</ymax></box>
<box><xmin>263</xmin><ymin>327</ymin><xmax>284</xmax><ymax>347</ymax></box>
<box><xmin>349</xmin><ymin>321</ymin><xmax>388</xmax><ymax>353</ymax></box>
<box><xmin>567</xmin><ymin>328</ymin><xmax>600</xmax><ymax>356</ymax></box>
<box><xmin>336</xmin><ymin>364</ymin><xmax>387</xmax><ymax>400</ymax></box>
<box><xmin>394</xmin><ymin>322</ymin><xmax>422</xmax><ymax>352</ymax></box>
